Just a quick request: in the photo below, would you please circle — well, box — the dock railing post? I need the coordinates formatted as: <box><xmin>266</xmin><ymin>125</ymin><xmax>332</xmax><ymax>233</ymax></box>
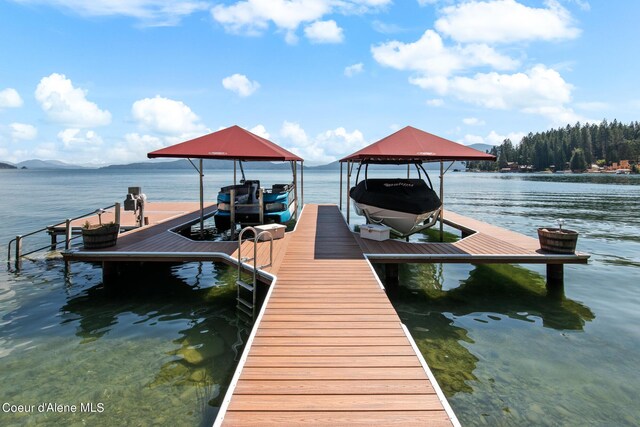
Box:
<box><xmin>49</xmin><ymin>227</ymin><xmax>57</xmax><ymax>250</ymax></box>
<box><xmin>65</xmin><ymin>219</ymin><xmax>72</xmax><ymax>250</ymax></box>
<box><xmin>258</xmin><ymin>188</ymin><xmax>264</xmax><ymax>225</ymax></box>
<box><xmin>15</xmin><ymin>235</ymin><xmax>22</xmax><ymax>263</ymax></box>
<box><xmin>115</xmin><ymin>202</ymin><xmax>121</xmax><ymax>227</ymax></box>
<box><xmin>230</xmin><ymin>188</ymin><xmax>236</xmax><ymax>233</ymax></box>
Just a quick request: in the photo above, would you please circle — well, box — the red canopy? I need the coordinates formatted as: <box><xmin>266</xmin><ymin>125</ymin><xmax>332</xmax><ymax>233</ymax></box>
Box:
<box><xmin>341</xmin><ymin>126</ymin><xmax>496</xmax><ymax>163</ymax></box>
<box><xmin>148</xmin><ymin>125</ymin><xmax>302</xmax><ymax>161</ymax></box>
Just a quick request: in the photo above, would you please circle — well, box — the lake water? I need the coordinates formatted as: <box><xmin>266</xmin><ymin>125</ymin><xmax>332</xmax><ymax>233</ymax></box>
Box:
<box><xmin>1</xmin><ymin>168</ymin><xmax>639</xmax><ymax>426</ymax></box>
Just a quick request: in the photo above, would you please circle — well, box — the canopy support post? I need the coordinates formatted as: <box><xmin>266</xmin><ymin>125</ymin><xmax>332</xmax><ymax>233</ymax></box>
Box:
<box><xmin>346</xmin><ymin>161</ymin><xmax>351</xmax><ymax>224</ymax></box>
<box><xmin>339</xmin><ymin>162</ymin><xmax>343</xmax><ymax>211</ymax></box>
<box><xmin>233</xmin><ymin>160</ymin><xmax>236</xmax><ymax>186</ymax></box>
<box><xmin>439</xmin><ymin>161</ymin><xmax>444</xmax><ymax>242</ymax></box>
<box><xmin>300</xmin><ymin>160</ymin><xmax>304</xmax><ymax>207</ymax></box>
<box><xmin>293</xmin><ymin>161</ymin><xmax>298</xmax><ymax>221</ymax></box>
<box><xmin>199</xmin><ymin>159</ymin><xmax>204</xmax><ymax>238</ymax></box>
<box><xmin>407</xmin><ymin>164</ymin><xmax>410</xmax><ymax>179</ymax></box>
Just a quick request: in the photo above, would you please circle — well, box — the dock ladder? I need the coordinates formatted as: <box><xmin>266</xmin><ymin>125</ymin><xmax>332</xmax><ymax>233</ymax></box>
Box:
<box><xmin>236</xmin><ymin>227</ymin><xmax>273</xmax><ymax>319</ymax></box>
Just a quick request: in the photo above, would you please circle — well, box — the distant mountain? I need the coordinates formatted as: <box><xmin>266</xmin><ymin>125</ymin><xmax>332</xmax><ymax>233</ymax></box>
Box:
<box><xmin>0</xmin><ymin>161</ymin><xmax>17</xmax><ymax>169</ymax></box>
<box><xmin>16</xmin><ymin>159</ymin><xmax>87</xmax><ymax>169</ymax></box>
<box><xmin>467</xmin><ymin>143</ymin><xmax>494</xmax><ymax>153</ymax></box>
<box><xmin>102</xmin><ymin>159</ymin><xmax>292</xmax><ymax>170</ymax></box>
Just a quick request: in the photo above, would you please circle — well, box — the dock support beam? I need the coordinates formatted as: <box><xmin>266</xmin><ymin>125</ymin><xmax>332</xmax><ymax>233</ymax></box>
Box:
<box><xmin>384</xmin><ymin>264</ymin><xmax>399</xmax><ymax>288</ymax></box>
<box><xmin>546</xmin><ymin>263</ymin><xmax>564</xmax><ymax>291</ymax></box>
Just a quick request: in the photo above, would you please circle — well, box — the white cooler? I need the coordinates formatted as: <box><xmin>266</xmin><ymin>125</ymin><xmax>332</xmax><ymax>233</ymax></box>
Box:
<box><xmin>255</xmin><ymin>223</ymin><xmax>286</xmax><ymax>240</ymax></box>
<box><xmin>359</xmin><ymin>224</ymin><xmax>390</xmax><ymax>241</ymax></box>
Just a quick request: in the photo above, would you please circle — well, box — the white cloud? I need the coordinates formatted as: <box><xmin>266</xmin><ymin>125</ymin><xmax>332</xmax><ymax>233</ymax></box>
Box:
<box><xmin>13</xmin><ymin>0</ymin><xmax>208</xmax><ymax>26</ymax></box>
<box><xmin>0</xmin><ymin>88</ymin><xmax>23</xmax><ymax>108</ymax></box>
<box><xmin>425</xmin><ymin>98</ymin><xmax>444</xmax><ymax>107</ymax></box>
<box><xmin>222</xmin><ymin>74</ymin><xmax>261</xmax><ymax>97</ymax></box>
<box><xmin>131</xmin><ymin>95</ymin><xmax>207</xmax><ymax>136</ymax></box>
<box><xmin>463</xmin><ymin>117</ymin><xmax>485</xmax><ymax>126</ymax></box>
<box><xmin>249</xmin><ymin>124</ymin><xmax>270</xmax><ymax>139</ymax></box>
<box><xmin>344</xmin><ymin>62</ymin><xmax>364</xmax><ymax>77</ymax></box>
<box><xmin>10</xmin><ymin>123</ymin><xmax>37</xmax><ymax>141</ymax></box>
<box><xmin>463</xmin><ymin>130</ymin><xmax>526</xmax><ymax>146</ymax></box>
<box><xmin>410</xmin><ymin>65</ymin><xmax>577</xmax><ymax>123</ymax></box>
<box><xmin>212</xmin><ymin>0</ymin><xmax>331</xmax><ymax>36</ymax></box>
<box><xmin>372</xmin><ymin>30</ymin><xmax>518</xmax><ymax>78</ymax></box>
<box><xmin>35</xmin><ymin>73</ymin><xmax>111</xmax><ymax>128</ymax></box>
<box><xmin>435</xmin><ymin>0</ymin><xmax>580</xmax><ymax>44</ymax></box>
<box><xmin>212</xmin><ymin>0</ymin><xmax>390</xmax><ymax>41</ymax></box>
<box><xmin>417</xmin><ymin>0</ymin><xmax>439</xmax><ymax>5</ymax></box>
<box><xmin>57</xmin><ymin>128</ymin><xmax>103</xmax><ymax>148</ymax></box>
<box><xmin>279</xmin><ymin>121</ymin><xmax>367</xmax><ymax>164</ymax></box>
<box><xmin>304</xmin><ymin>20</ymin><xmax>344</xmax><ymax>43</ymax></box>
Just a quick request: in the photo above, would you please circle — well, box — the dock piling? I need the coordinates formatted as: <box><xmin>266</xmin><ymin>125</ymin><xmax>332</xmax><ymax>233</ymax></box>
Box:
<box><xmin>546</xmin><ymin>263</ymin><xmax>564</xmax><ymax>290</ymax></box>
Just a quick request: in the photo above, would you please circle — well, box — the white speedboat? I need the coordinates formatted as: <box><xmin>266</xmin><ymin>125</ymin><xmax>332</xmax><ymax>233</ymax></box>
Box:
<box><xmin>349</xmin><ymin>164</ymin><xmax>442</xmax><ymax>236</ymax></box>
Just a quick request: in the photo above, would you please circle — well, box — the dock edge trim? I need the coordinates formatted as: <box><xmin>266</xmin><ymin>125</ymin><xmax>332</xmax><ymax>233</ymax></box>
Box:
<box><xmin>212</xmin><ymin>270</ymin><xmax>278</xmax><ymax>427</ymax></box>
<box><xmin>401</xmin><ymin>323</ymin><xmax>462</xmax><ymax>427</ymax></box>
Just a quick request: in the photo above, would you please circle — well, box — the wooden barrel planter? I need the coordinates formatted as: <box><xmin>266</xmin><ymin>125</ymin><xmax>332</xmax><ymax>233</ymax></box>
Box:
<box><xmin>82</xmin><ymin>223</ymin><xmax>119</xmax><ymax>249</ymax></box>
<box><xmin>537</xmin><ymin>227</ymin><xmax>578</xmax><ymax>254</ymax></box>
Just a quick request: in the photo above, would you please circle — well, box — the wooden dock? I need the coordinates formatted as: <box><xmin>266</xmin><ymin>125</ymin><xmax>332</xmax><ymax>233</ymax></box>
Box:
<box><xmin>356</xmin><ymin>210</ymin><xmax>589</xmax><ymax>265</ymax></box>
<box><xmin>216</xmin><ymin>205</ymin><xmax>457</xmax><ymax>426</ymax></box>
<box><xmin>61</xmin><ymin>201</ymin><xmax>590</xmax><ymax>426</ymax></box>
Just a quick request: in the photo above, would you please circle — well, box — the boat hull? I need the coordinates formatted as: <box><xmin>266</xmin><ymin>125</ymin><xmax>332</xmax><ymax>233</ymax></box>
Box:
<box><xmin>353</xmin><ymin>201</ymin><xmax>437</xmax><ymax>235</ymax></box>
<box><xmin>349</xmin><ymin>178</ymin><xmax>442</xmax><ymax>236</ymax></box>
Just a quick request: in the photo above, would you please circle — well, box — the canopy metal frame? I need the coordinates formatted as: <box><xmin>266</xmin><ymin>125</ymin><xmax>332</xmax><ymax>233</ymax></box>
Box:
<box><xmin>340</xmin><ymin>159</ymin><xmax>454</xmax><ymax>241</ymax></box>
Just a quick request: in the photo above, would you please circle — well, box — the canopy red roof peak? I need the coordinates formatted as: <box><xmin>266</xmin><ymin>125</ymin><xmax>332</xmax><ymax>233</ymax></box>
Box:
<box><xmin>341</xmin><ymin>125</ymin><xmax>496</xmax><ymax>163</ymax></box>
<box><xmin>148</xmin><ymin>125</ymin><xmax>302</xmax><ymax>162</ymax></box>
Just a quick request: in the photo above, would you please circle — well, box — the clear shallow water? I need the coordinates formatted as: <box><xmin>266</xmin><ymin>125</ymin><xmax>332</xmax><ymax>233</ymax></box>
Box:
<box><xmin>1</xmin><ymin>169</ymin><xmax>640</xmax><ymax>426</ymax></box>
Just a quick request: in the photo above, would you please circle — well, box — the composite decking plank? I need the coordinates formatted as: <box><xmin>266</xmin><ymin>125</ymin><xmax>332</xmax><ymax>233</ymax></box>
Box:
<box><xmin>222</xmin><ymin>411</ymin><xmax>452</xmax><ymax>427</ymax></box>
<box><xmin>228</xmin><ymin>394</ymin><xmax>444</xmax><ymax>412</ymax></box>
<box><xmin>233</xmin><ymin>379</ymin><xmax>435</xmax><ymax>394</ymax></box>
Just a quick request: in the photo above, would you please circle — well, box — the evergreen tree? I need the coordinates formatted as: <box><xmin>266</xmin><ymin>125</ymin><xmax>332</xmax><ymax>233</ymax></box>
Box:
<box><xmin>570</xmin><ymin>148</ymin><xmax>587</xmax><ymax>172</ymax></box>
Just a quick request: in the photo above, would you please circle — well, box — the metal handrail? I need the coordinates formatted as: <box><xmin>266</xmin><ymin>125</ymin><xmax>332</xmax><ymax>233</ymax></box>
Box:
<box><xmin>236</xmin><ymin>227</ymin><xmax>275</xmax><ymax>318</ymax></box>
<box><xmin>7</xmin><ymin>203</ymin><xmax>118</xmax><ymax>264</ymax></box>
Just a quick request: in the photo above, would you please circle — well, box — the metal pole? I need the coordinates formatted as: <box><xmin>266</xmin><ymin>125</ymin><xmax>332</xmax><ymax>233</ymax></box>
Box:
<box><xmin>300</xmin><ymin>160</ymin><xmax>304</xmax><ymax>206</ymax></box>
<box><xmin>115</xmin><ymin>202</ymin><xmax>121</xmax><ymax>226</ymax></box>
<box><xmin>407</xmin><ymin>164</ymin><xmax>410</xmax><ymax>179</ymax></box>
<box><xmin>199</xmin><ymin>159</ymin><xmax>204</xmax><ymax>238</ymax></box>
<box><xmin>230</xmin><ymin>188</ymin><xmax>236</xmax><ymax>232</ymax></box>
<box><xmin>293</xmin><ymin>161</ymin><xmax>298</xmax><ymax>220</ymax></box>
<box><xmin>339</xmin><ymin>161</ymin><xmax>343</xmax><ymax>210</ymax></box>
<box><xmin>65</xmin><ymin>219</ymin><xmax>72</xmax><ymax>250</ymax></box>
<box><xmin>439</xmin><ymin>161</ymin><xmax>444</xmax><ymax>242</ymax></box>
<box><xmin>233</xmin><ymin>160</ymin><xmax>236</xmax><ymax>186</ymax></box>
<box><xmin>346</xmin><ymin>161</ymin><xmax>351</xmax><ymax>224</ymax></box>
<box><xmin>258</xmin><ymin>187</ymin><xmax>264</xmax><ymax>225</ymax></box>
<box><xmin>15</xmin><ymin>235</ymin><xmax>22</xmax><ymax>261</ymax></box>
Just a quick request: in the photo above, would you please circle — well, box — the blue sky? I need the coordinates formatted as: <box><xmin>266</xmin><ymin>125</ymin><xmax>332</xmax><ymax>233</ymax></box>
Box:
<box><xmin>1</xmin><ymin>0</ymin><xmax>639</xmax><ymax>165</ymax></box>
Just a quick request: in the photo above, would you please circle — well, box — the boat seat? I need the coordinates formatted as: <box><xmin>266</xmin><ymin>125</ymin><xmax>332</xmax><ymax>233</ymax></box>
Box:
<box><xmin>272</xmin><ymin>183</ymin><xmax>291</xmax><ymax>192</ymax></box>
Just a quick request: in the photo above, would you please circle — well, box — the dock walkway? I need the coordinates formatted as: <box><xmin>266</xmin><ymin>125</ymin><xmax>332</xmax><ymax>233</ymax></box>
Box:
<box><xmin>217</xmin><ymin>204</ymin><xmax>457</xmax><ymax>426</ymax></box>
<box><xmin>62</xmin><ymin>202</ymin><xmax>589</xmax><ymax>426</ymax></box>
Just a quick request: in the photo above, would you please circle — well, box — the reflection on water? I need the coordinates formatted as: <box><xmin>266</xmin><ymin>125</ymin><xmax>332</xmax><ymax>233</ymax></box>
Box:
<box><xmin>388</xmin><ymin>264</ymin><xmax>595</xmax><ymax>398</ymax></box>
<box><xmin>383</xmin><ymin>263</ymin><xmax>640</xmax><ymax>426</ymax></box>
<box><xmin>0</xmin><ymin>261</ymin><xmax>247</xmax><ymax>426</ymax></box>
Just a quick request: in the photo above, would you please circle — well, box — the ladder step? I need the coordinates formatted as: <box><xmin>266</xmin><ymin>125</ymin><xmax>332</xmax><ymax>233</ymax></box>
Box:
<box><xmin>240</xmin><ymin>257</ymin><xmax>255</xmax><ymax>262</ymax></box>
<box><xmin>236</xmin><ymin>304</ymin><xmax>254</xmax><ymax>318</ymax></box>
<box><xmin>237</xmin><ymin>297</ymin><xmax>254</xmax><ymax>309</ymax></box>
<box><xmin>236</xmin><ymin>280</ymin><xmax>254</xmax><ymax>292</ymax></box>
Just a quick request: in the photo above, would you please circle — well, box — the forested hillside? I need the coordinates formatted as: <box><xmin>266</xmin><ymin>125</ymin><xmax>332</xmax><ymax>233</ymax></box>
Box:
<box><xmin>468</xmin><ymin>120</ymin><xmax>640</xmax><ymax>172</ymax></box>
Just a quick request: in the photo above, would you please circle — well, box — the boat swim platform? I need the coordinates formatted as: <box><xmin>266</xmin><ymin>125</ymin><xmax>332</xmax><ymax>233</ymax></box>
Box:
<box><xmin>61</xmin><ymin>203</ymin><xmax>588</xmax><ymax>426</ymax></box>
